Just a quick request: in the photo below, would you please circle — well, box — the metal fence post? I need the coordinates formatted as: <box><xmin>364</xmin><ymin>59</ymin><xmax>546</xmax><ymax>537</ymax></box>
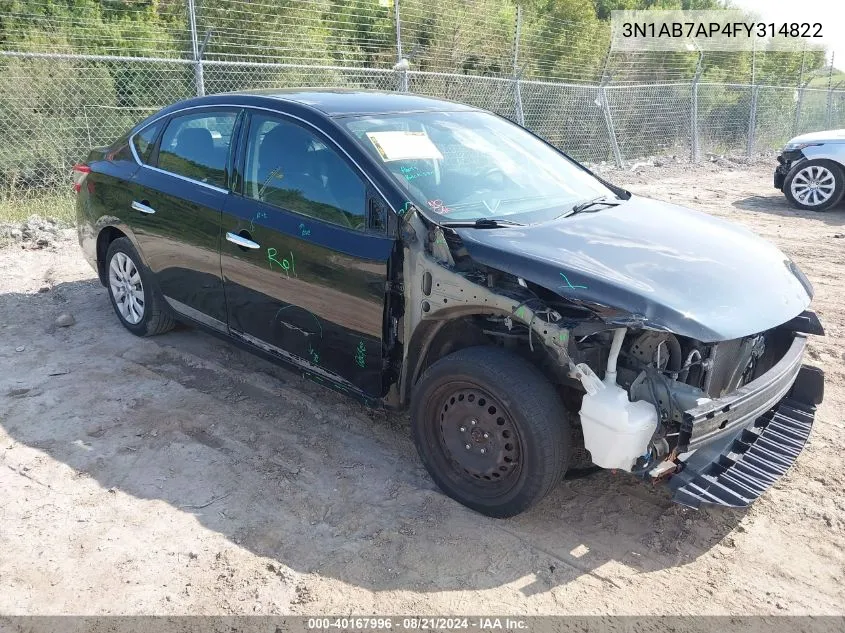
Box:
<box><xmin>599</xmin><ymin>34</ymin><xmax>612</xmax><ymax>86</ymax></box>
<box><xmin>187</xmin><ymin>0</ymin><xmax>205</xmax><ymax>97</ymax></box>
<box><xmin>691</xmin><ymin>80</ymin><xmax>699</xmax><ymax>162</ymax></box>
<box><xmin>596</xmin><ymin>37</ymin><xmax>622</xmax><ymax>166</ymax></box>
<box><xmin>826</xmin><ymin>52</ymin><xmax>835</xmax><ymax>128</ymax></box>
<box><xmin>394</xmin><ymin>0</ymin><xmax>408</xmax><ymax>92</ymax></box>
<box><xmin>690</xmin><ymin>48</ymin><xmax>703</xmax><ymax>162</ymax></box>
<box><xmin>746</xmin><ymin>43</ymin><xmax>757</xmax><ymax>157</ymax></box>
<box><xmin>511</xmin><ymin>5</ymin><xmax>525</xmax><ymax>126</ymax></box>
<box><xmin>747</xmin><ymin>85</ymin><xmax>758</xmax><ymax>156</ymax></box>
<box><xmin>600</xmin><ymin>84</ymin><xmax>623</xmax><ymax>167</ymax></box>
<box><xmin>794</xmin><ymin>86</ymin><xmax>805</xmax><ymax>136</ymax></box>
<box><xmin>793</xmin><ymin>42</ymin><xmax>807</xmax><ymax>136</ymax></box>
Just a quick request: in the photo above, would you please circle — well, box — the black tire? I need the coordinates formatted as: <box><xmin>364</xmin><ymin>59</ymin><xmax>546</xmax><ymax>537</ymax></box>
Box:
<box><xmin>410</xmin><ymin>346</ymin><xmax>570</xmax><ymax>518</ymax></box>
<box><xmin>105</xmin><ymin>237</ymin><xmax>175</xmax><ymax>337</ymax></box>
<box><xmin>783</xmin><ymin>159</ymin><xmax>845</xmax><ymax>211</ymax></box>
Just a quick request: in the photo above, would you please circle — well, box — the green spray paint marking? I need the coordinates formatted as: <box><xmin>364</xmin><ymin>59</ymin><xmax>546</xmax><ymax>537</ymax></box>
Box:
<box><xmin>354</xmin><ymin>341</ymin><xmax>366</xmax><ymax>368</ymax></box>
<box><xmin>308</xmin><ymin>344</ymin><xmax>320</xmax><ymax>365</ymax></box>
<box><xmin>398</xmin><ymin>202</ymin><xmax>413</xmax><ymax>216</ymax></box>
<box><xmin>559</xmin><ymin>272</ymin><xmax>587</xmax><ymax>290</ymax></box>
<box><xmin>299</xmin><ymin>223</ymin><xmax>311</xmax><ymax>237</ymax></box>
<box><xmin>267</xmin><ymin>248</ymin><xmax>296</xmax><ymax>277</ymax></box>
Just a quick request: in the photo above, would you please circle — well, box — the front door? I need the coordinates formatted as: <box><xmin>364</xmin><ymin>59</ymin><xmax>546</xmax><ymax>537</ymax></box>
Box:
<box><xmin>130</xmin><ymin>108</ymin><xmax>240</xmax><ymax>330</ymax></box>
<box><xmin>220</xmin><ymin>111</ymin><xmax>395</xmax><ymax>396</ymax></box>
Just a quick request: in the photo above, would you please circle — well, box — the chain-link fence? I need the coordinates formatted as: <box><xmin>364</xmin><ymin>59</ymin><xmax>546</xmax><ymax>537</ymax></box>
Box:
<box><xmin>0</xmin><ymin>0</ymin><xmax>842</xmax><ymax>207</ymax></box>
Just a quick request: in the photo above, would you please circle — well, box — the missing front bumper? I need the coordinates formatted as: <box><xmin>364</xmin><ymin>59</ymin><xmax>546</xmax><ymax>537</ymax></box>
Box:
<box><xmin>682</xmin><ymin>335</ymin><xmax>810</xmax><ymax>450</ymax></box>
<box><xmin>669</xmin><ymin>365</ymin><xmax>823</xmax><ymax>508</ymax></box>
<box><xmin>774</xmin><ymin>150</ymin><xmax>805</xmax><ymax>190</ymax></box>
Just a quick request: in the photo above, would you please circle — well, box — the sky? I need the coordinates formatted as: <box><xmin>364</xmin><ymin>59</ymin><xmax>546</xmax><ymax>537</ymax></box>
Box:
<box><xmin>729</xmin><ymin>0</ymin><xmax>844</xmax><ymax>70</ymax></box>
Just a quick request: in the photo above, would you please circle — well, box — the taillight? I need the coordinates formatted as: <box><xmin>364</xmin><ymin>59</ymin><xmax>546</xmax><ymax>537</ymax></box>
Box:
<box><xmin>72</xmin><ymin>163</ymin><xmax>91</xmax><ymax>193</ymax></box>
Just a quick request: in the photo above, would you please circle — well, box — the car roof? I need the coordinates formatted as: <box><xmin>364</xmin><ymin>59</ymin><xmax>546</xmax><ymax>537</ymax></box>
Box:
<box><xmin>223</xmin><ymin>88</ymin><xmax>480</xmax><ymax>117</ymax></box>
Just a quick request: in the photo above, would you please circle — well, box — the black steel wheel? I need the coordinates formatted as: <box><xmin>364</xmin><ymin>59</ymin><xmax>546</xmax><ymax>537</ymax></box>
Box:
<box><xmin>436</xmin><ymin>385</ymin><xmax>523</xmax><ymax>489</ymax></box>
<box><xmin>410</xmin><ymin>346</ymin><xmax>570</xmax><ymax>518</ymax></box>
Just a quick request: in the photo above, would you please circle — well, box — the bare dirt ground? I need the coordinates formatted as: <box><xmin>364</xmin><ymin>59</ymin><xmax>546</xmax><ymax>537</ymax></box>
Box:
<box><xmin>1</xmin><ymin>162</ymin><xmax>843</xmax><ymax>616</ymax></box>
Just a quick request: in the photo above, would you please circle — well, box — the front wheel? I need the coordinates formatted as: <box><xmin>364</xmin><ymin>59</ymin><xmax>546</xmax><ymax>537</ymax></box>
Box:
<box><xmin>410</xmin><ymin>346</ymin><xmax>570</xmax><ymax>518</ymax></box>
<box><xmin>784</xmin><ymin>159</ymin><xmax>845</xmax><ymax>211</ymax></box>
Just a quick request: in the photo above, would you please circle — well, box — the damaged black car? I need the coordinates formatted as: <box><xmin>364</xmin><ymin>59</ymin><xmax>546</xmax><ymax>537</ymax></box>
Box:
<box><xmin>75</xmin><ymin>89</ymin><xmax>825</xmax><ymax>518</ymax></box>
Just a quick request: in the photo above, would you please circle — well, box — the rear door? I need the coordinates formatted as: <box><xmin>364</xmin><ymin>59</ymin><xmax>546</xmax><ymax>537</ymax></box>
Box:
<box><xmin>129</xmin><ymin>107</ymin><xmax>241</xmax><ymax>330</ymax></box>
<box><xmin>220</xmin><ymin>110</ymin><xmax>395</xmax><ymax>397</ymax></box>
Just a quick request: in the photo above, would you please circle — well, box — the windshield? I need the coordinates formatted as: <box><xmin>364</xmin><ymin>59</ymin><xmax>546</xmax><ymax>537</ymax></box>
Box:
<box><xmin>343</xmin><ymin>110</ymin><xmax>616</xmax><ymax>224</ymax></box>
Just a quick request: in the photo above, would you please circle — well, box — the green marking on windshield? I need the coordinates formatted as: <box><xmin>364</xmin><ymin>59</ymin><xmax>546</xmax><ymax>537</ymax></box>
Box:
<box><xmin>400</xmin><ymin>165</ymin><xmax>434</xmax><ymax>181</ymax></box>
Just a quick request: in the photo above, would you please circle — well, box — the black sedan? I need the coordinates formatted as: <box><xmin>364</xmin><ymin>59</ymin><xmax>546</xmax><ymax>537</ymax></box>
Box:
<box><xmin>76</xmin><ymin>89</ymin><xmax>823</xmax><ymax>517</ymax></box>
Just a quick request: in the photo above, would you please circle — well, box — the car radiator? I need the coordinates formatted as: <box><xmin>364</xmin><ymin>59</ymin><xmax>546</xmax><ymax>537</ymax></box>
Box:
<box><xmin>703</xmin><ymin>337</ymin><xmax>755</xmax><ymax>397</ymax></box>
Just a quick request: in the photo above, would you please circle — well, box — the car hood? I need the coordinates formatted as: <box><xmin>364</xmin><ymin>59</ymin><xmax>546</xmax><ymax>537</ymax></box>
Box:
<box><xmin>453</xmin><ymin>196</ymin><xmax>813</xmax><ymax>342</ymax></box>
<box><xmin>786</xmin><ymin>128</ymin><xmax>845</xmax><ymax>146</ymax></box>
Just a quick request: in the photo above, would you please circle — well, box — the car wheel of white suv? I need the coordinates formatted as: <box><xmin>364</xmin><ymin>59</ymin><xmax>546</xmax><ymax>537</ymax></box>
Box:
<box><xmin>784</xmin><ymin>159</ymin><xmax>845</xmax><ymax>211</ymax></box>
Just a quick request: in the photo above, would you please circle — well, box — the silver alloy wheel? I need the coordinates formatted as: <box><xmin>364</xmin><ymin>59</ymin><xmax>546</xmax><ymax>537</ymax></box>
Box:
<box><xmin>109</xmin><ymin>251</ymin><xmax>145</xmax><ymax>325</ymax></box>
<box><xmin>790</xmin><ymin>164</ymin><xmax>836</xmax><ymax>206</ymax></box>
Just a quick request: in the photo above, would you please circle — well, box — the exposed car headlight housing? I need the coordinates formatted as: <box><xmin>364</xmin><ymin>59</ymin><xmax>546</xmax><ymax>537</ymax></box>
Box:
<box><xmin>783</xmin><ymin>141</ymin><xmax>822</xmax><ymax>152</ymax></box>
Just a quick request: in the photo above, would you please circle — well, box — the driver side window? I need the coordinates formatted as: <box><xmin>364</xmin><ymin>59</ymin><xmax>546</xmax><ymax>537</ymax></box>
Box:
<box><xmin>243</xmin><ymin>114</ymin><xmax>367</xmax><ymax>230</ymax></box>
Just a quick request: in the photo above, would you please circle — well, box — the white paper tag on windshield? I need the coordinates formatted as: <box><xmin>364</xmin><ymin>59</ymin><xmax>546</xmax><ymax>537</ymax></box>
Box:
<box><xmin>365</xmin><ymin>131</ymin><xmax>443</xmax><ymax>162</ymax></box>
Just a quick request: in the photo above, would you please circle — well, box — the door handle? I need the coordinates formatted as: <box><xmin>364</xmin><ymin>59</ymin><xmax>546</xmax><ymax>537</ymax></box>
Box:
<box><xmin>131</xmin><ymin>200</ymin><xmax>156</xmax><ymax>214</ymax></box>
<box><xmin>226</xmin><ymin>232</ymin><xmax>261</xmax><ymax>249</ymax></box>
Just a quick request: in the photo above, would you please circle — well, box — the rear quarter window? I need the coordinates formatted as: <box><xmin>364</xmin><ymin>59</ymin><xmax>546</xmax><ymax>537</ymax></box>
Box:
<box><xmin>131</xmin><ymin>121</ymin><xmax>162</xmax><ymax>164</ymax></box>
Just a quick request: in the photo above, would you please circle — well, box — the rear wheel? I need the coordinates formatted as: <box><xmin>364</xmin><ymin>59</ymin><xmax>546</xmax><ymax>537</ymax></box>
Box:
<box><xmin>410</xmin><ymin>346</ymin><xmax>569</xmax><ymax>518</ymax></box>
<box><xmin>784</xmin><ymin>160</ymin><xmax>845</xmax><ymax>211</ymax></box>
<box><xmin>105</xmin><ymin>237</ymin><xmax>175</xmax><ymax>337</ymax></box>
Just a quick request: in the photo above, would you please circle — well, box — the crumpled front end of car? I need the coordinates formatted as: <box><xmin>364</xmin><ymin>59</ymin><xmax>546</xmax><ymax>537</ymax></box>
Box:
<box><xmin>667</xmin><ymin>327</ymin><xmax>824</xmax><ymax>508</ymax></box>
<box><xmin>774</xmin><ymin>148</ymin><xmax>806</xmax><ymax>190</ymax></box>
<box><xmin>398</xmin><ymin>179</ymin><xmax>826</xmax><ymax>510</ymax></box>
<box><xmin>559</xmin><ymin>312</ymin><xmax>825</xmax><ymax>508</ymax></box>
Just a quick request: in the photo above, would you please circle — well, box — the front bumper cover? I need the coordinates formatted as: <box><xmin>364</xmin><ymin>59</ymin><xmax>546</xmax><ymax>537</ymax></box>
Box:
<box><xmin>669</xmin><ymin>363</ymin><xmax>824</xmax><ymax>508</ymax></box>
<box><xmin>774</xmin><ymin>150</ymin><xmax>805</xmax><ymax>189</ymax></box>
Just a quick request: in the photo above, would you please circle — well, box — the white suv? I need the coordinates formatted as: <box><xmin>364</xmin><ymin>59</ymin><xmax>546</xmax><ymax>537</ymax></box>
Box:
<box><xmin>775</xmin><ymin>129</ymin><xmax>845</xmax><ymax>211</ymax></box>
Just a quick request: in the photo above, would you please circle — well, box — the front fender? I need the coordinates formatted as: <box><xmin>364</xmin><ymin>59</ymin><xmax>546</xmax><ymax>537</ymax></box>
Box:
<box><xmin>799</xmin><ymin>144</ymin><xmax>845</xmax><ymax>167</ymax></box>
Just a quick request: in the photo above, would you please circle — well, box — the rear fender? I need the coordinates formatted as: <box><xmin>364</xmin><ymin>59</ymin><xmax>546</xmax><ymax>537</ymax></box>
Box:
<box><xmin>93</xmin><ymin>219</ymin><xmax>150</xmax><ymax>284</ymax></box>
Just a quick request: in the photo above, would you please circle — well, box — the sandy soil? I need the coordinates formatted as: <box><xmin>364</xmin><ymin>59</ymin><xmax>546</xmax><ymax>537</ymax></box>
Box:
<box><xmin>1</xmin><ymin>162</ymin><xmax>843</xmax><ymax>616</ymax></box>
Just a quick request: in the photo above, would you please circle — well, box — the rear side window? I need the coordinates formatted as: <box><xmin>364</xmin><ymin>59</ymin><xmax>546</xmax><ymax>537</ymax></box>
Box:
<box><xmin>157</xmin><ymin>111</ymin><xmax>237</xmax><ymax>188</ymax></box>
<box><xmin>131</xmin><ymin>121</ymin><xmax>162</xmax><ymax>164</ymax></box>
